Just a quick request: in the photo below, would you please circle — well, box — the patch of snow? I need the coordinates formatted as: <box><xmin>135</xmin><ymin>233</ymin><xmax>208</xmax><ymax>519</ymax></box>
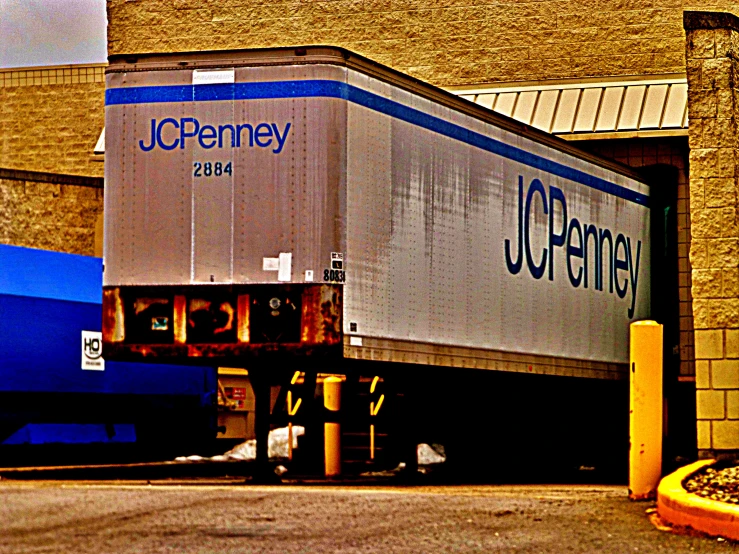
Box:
<box><xmin>417</xmin><ymin>443</ymin><xmax>446</xmax><ymax>465</ymax></box>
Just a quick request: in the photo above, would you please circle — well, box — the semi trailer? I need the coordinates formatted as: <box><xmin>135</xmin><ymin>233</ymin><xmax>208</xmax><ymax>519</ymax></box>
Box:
<box><xmin>102</xmin><ymin>46</ymin><xmax>652</xmax><ymax>474</ymax></box>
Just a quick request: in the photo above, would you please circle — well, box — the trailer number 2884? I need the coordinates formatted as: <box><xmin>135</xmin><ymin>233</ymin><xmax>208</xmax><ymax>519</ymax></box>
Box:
<box><xmin>193</xmin><ymin>162</ymin><xmax>232</xmax><ymax>177</ymax></box>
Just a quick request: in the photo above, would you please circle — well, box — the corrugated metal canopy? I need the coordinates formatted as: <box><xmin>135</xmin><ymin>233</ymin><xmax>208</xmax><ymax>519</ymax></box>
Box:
<box><xmin>450</xmin><ymin>75</ymin><xmax>688</xmax><ymax>140</ymax></box>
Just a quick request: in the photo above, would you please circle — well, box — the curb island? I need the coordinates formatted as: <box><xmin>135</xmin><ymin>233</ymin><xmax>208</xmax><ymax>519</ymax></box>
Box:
<box><xmin>658</xmin><ymin>459</ymin><xmax>739</xmax><ymax>540</ymax></box>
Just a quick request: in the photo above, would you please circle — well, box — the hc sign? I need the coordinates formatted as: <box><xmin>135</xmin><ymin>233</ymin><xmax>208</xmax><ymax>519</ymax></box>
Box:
<box><xmin>81</xmin><ymin>330</ymin><xmax>105</xmax><ymax>371</ymax></box>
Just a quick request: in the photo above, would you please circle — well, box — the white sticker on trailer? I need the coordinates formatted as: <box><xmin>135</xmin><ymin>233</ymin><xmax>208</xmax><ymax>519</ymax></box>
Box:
<box><xmin>192</xmin><ymin>69</ymin><xmax>235</xmax><ymax>85</ymax></box>
<box><xmin>263</xmin><ymin>257</ymin><xmax>280</xmax><ymax>271</ymax></box>
<box><xmin>278</xmin><ymin>252</ymin><xmax>292</xmax><ymax>282</ymax></box>
<box><xmin>81</xmin><ymin>331</ymin><xmax>105</xmax><ymax>371</ymax></box>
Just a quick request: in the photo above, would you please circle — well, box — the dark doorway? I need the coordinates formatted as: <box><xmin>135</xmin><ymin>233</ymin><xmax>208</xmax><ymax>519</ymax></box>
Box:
<box><xmin>640</xmin><ymin>164</ymin><xmax>696</xmax><ymax>470</ymax></box>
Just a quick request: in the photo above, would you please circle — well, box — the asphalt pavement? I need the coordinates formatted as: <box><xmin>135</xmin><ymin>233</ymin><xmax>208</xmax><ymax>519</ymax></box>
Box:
<box><xmin>0</xmin><ymin>481</ymin><xmax>736</xmax><ymax>553</ymax></box>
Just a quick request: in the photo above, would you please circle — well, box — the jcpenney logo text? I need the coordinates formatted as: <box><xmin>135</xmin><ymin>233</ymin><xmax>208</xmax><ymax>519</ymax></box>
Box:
<box><xmin>504</xmin><ymin>176</ymin><xmax>643</xmax><ymax>318</ymax></box>
<box><xmin>139</xmin><ymin>118</ymin><xmax>291</xmax><ymax>154</ymax></box>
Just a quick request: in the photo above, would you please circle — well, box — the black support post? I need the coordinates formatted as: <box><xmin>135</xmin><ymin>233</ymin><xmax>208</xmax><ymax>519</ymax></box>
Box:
<box><xmin>400</xmin><ymin>376</ymin><xmax>418</xmax><ymax>478</ymax></box>
<box><xmin>300</xmin><ymin>369</ymin><xmax>321</xmax><ymax>475</ymax></box>
<box><xmin>250</xmin><ymin>367</ymin><xmax>275</xmax><ymax>482</ymax></box>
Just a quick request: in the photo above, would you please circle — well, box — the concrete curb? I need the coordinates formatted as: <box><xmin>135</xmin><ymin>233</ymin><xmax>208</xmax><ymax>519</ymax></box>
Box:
<box><xmin>657</xmin><ymin>459</ymin><xmax>739</xmax><ymax>540</ymax></box>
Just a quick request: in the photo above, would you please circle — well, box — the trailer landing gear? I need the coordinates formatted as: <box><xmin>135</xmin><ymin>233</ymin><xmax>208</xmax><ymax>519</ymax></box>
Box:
<box><xmin>249</xmin><ymin>367</ymin><xmax>281</xmax><ymax>483</ymax></box>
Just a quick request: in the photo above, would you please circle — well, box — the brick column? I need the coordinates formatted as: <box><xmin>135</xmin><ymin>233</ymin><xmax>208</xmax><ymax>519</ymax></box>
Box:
<box><xmin>685</xmin><ymin>12</ymin><xmax>739</xmax><ymax>457</ymax></box>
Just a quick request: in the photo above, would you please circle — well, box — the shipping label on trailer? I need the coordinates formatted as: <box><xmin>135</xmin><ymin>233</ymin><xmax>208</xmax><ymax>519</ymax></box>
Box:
<box><xmin>103</xmin><ymin>47</ymin><xmax>650</xmax><ymax>378</ymax></box>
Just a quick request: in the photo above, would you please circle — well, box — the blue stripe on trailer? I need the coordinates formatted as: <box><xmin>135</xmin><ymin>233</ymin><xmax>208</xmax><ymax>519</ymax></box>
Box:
<box><xmin>105</xmin><ymin>80</ymin><xmax>650</xmax><ymax>207</ymax></box>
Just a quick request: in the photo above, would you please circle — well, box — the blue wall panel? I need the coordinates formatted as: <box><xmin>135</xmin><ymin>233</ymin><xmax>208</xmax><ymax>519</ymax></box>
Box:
<box><xmin>0</xmin><ymin>245</ymin><xmax>217</xmax><ymax>445</ymax></box>
<box><xmin>3</xmin><ymin>424</ymin><xmax>137</xmax><ymax>445</ymax></box>
<box><xmin>0</xmin><ymin>294</ymin><xmax>212</xmax><ymax>395</ymax></box>
<box><xmin>0</xmin><ymin>244</ymin><xmax>103</xmax><ymax>304</ymax></box>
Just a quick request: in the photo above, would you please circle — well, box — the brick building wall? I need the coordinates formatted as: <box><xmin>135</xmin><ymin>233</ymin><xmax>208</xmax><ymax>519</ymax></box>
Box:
<box><xmin>107</xmin><ymin>0</ymin><xmax>739</xmax><ymax>87</ymax></box>
<box><xmin>0</xmin><ymin>171</ymin><xmax>103</xmax><ymax>256</ymax></box>
<box><xmin>684</xmin><ymin>11</ymin><xmax>739</xmax><ymax>455</ymax></box>
<box><xmin>0</xmin><ymin>65</ymin><xmax>105</xmax><ymax>177</ymax></box>
<box><xmin>0</xmin><ymin>65</ymin><xmax>106</xmax><ymax>255</ymax></box>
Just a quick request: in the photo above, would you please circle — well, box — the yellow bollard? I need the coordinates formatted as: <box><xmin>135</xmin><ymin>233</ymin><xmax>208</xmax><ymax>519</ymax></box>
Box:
<box><xmin>287</xmin><ymin>371</ymin><xmax>302</xmax><ymax>461</ymax></box>
<box><xmin>629</xmin><ymin>320</ymin><xmax>663</xmax><ymax>500</ymax></box>
<box><xmin>370</xmin><ymin>423</ymin><xmax>375</xmax><ymax>460</ymax></box>
<box><xmin>324</xmin><ymin>376</ymin><xmax>342</xmax><ymax>477</ymax></box>
<box><xmin>287</xmin><ymin>391</ymin><xmax>294</xmax><ymax>461</ymax></box>
<box><xmin>369</xmin><ymin>376</ymin><xmax>384</xmax><ymax>460</ymax></box>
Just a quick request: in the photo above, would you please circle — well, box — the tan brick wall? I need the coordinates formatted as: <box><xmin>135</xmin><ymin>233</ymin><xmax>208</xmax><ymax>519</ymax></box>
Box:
<box><xmin>685</xmin><ymin>11</ymin><xmax>739</xmax><ymax>454</ymax></box>
<box><xmin>107</xmin><ymin>1</ymin><xmax>739</xmax><ymax>86</ymax></box>
<box><xmin>0</xmin><ymin>177</ymin><xmax>103</xmax><ymax>256</ymax></box>
<box><xmin>0</xmin><ymin>65</ymin><xmax>105</xmax><ymax>178</ymax></box>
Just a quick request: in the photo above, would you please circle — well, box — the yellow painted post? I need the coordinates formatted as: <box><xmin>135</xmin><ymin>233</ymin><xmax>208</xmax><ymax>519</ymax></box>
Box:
<box><xmin>369</xmin><ymin>376</ymin><xmax>384</xmax><ymax>461</ymax></box>
<box><xmin>287</xmin><ymin>371</ymin><xmax>302</xmax><ymax>461</ymax></box>
<box><xmin>324</xmin><ymin>376</ymin><xmax>342</xmax><ymax>477</ymax></box>
<box><xmin>287</xmin><ymin>391</ymin><xmax>294</xmax><ymax>461</ymax></box>
<box><xmin>629</xmin><ymin>320</ymin><xmax>663</xmax><ymax>500</ymax></box>
<box><xmin>370</xmin><ymin>423</ymin><xmax>375</xmax><ymax>460</ymax></box>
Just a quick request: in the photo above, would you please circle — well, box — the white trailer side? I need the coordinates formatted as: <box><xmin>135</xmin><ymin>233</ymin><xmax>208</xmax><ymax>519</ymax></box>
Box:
<box><xmin>343</xmin><ymin>67</ymin><xmax>650</xmax><ymax>377</ymax></box>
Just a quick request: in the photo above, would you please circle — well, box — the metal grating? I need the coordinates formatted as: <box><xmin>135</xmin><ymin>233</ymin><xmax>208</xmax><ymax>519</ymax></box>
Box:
<box><xmin>0</xmin><ymin>64</ymin><xmax>106</xmax><ymax>88</ymax></box>
<box><xmin>453</xmin><ymin>76</ymin><xmax>688</xmax><ymax>138</ymax></box>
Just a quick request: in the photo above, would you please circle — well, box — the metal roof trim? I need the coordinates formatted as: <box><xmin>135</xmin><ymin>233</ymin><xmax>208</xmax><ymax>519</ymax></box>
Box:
<box><xmin>559</xmin><ymin>129</ymin><xmax>689</xmax><ymax>141</ymax></box>
<box><xmin>446</xmin><ymin>73</ymin><xmax>687</xmax><ymax>95</ymax></box>
<box><xmin>450</xmin><ymin>75</ymin><xmax>689</xmax><ymax>137</ymax></box>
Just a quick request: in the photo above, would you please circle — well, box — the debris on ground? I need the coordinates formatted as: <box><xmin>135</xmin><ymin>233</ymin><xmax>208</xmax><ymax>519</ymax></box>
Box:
<box><xmin>360</xmin><ymin>462</ymin><xmax>407</xmax><ymax>478</ymax></box>
<box><xmin>684</xmin><ymin>464</ymin><xmax>739</xmax><ymax>504</ymax></box>
<box><xmin>359</xmin><ymin>444</ymin><xmax>446</xmax><ymax>477</ymax></box>
<box><xmin>645</xmin><ymin>507</ymin><xmax>674</xmax><ymax>532</ymax></box>
<box><xmin>175</xmin><ymin>426</ymin><xmax>304</xmax><ymax>463</ymax></box>
<box><xmin>175</xmin><ymin>434</ymin><xmax>446</xmax><ymax>476</ymax></box>
<box><xmin>417</xmin><ymin>443</ymin><xmax>446</xmax><ymax>465</ymax></box>
<box><xmin>224</xmin><ymin>425</ymin><xmax>305</xmax><ymax>461</ymax></box>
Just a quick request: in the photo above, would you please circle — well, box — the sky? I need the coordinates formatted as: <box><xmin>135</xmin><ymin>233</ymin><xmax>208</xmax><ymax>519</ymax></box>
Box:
<box><xmin>0</xmin><ymin>0</ymin><xmax>107</xmax><ymax>68</ymax></box>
